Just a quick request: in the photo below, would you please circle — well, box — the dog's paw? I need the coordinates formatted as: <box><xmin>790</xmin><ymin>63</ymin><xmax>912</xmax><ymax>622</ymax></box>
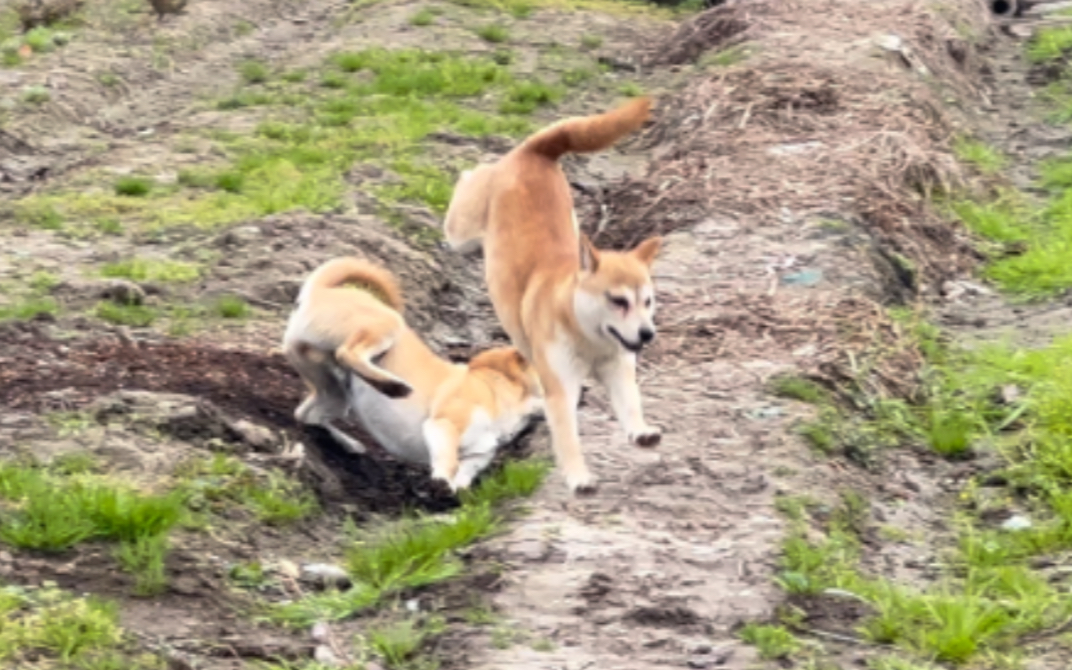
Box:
<box><xmin>428</xmin><ymin>475</ymin><xmax>458</xmax><ymax>498</ymax></box>
<box><xmin>630</xmin><ymin>426</ymin><xmax>662</xmax><ymax>448</ymax></box>
<box><xmin>375</xmin><ymin>379</ymin><xmax>414</xmax><ymax>399</ymax></box>
<box><xmin>566</xmin><ymin>469</ymin><xmax>598</xmax><ymax>496</ymax></box>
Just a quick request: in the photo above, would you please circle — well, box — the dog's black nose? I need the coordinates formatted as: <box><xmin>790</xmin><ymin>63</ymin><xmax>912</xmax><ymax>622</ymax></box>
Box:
<box><xmin>639</xmin><ymin>328</ymin><xmax>655</xmax><ymax>344</ymax></box>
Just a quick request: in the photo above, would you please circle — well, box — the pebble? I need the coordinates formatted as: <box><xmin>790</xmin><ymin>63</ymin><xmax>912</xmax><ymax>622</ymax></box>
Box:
<box><xmin>313</xmin><ymin>644</ymin><xmax>340</xmax><ymax>667</ymax></box>
<box><xmin>1002</xmin><ymin>514</ymin><xmax>1032</xmax><ymax>531</ymax></box>
<box><xmin>300</xmin><ymin>563</ymin><xmax>351</xmax><ymax>590</ymax></box>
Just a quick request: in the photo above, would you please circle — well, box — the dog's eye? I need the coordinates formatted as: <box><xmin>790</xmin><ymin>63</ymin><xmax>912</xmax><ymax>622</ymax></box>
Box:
<box><xmin>607</xmin><ymin>294</ymin><xmax>629</xmax><ymax>310</ymax></box>
<box><xmin>644</xmin><ymin>297</ymin><xmax>652</xmax><ymax>308</ymax></box>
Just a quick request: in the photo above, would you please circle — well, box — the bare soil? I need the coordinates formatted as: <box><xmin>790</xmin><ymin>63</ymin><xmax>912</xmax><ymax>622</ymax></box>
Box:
<box><xmin>0</xmin><ymin>0</ymin><xmax>1065</xmax><ymax>667</ymax></box>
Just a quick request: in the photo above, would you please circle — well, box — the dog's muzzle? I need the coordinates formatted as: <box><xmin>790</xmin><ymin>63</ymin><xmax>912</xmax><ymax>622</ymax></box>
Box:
<box><xmin>607</xmin><ymin>326</ymin><xmax>654</xmax><ymax>353</ymax></box>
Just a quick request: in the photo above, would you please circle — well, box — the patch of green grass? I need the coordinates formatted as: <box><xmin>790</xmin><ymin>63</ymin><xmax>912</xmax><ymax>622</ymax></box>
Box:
<box><xmin>618</xmin><ymin>81</ymin><xmax>643</xmax><ymax>97</ymax></box>
<box><xmin>239</xmin><ymin>59</ymin><xmax>270</xmax><ymax>84</ymax></box>
<box><xmin>475</xmin><ymin>23</ymin><xmax>509</xmax><ymax>43</ymax></box>
<box><xmin>281</xmin><ymin>69</ymin><xmax>307</xmax><ymax>83</ymax></box>
<box><xmin>176</xmin><ymin>454</ymin><xmax>318</xmax><ymax>526</ymax></box>
<box><xmin>500</xmin><ymin>80</ymin><xmax>561</xmax><ymax>114</ymax></box>
<box><xmin>770</xmin><ymin>374</ymin><xmax>829</xmax><ymax>404</ymax></box>
<box><xmin>0</xmin><ymin>585</ymin><xmax>131</xmax><ymax>666</ymax></box>
<box><xmin>739</xmin><ymin>623</ymin><xmax>799</xmax><ymax>660</ymax></box>
<box><xmin>114</xmin><ymin>176</ymin><xmax>153</xmax><ymax>197</ymax></box>
<box><xmin>952</xmin><ymin>136</ymin><xmax>1005</xmax><ymax>175</ymax></box>
<box><xmin>0</xmin><ymin>461</ymin><xmax>185</xmax><ymax>591</ymax></box>
<box><xmin>22</xmin><ymin>86</ymin><xmax>50</xmax><ymax>104</ymax></box>
<box><xmin>95</xmin><ymin>302</ymin><xmax>157</xmax><ymax>327</ymax></box>
<box><xmin>580</xmin><ymin>34</ymin><xmax>602</xmax><ymax>50</ymax></box>
<box><xmin>267</xmin><ymin>458</ymin><xmax>548</xmax><ymax>628</ymax></box>
<box><xmin>561</xmin><ymin>67</ymin><xmax>593</xmax><ymax>87</ymax></box>
<box><xmin>101</xmin><ymin>258</ymin><xmax>201</xmax><ymax>283</ymax></box>
<box><xmin>1027</xmin><ymin>25</ymin><xmax>1072</xmax><ymax>63</ymax></box>
<box><xmin>0</xmin><ymin>297</ymin><xmax>59</xmax><ymax>322</ymax></box>
<box><xmin>367</xmin><ymin>618</ymin><xmax>437</xmax><ymax>668</ymax></box>
<box><xmin>211</xmin><ymin>295</ymin><xmax>251</xmax><ymax>319</ymax></box>
<box><xmin>409</xmin><ymin>7</ymin><xmax>436</xmax><ymax>25</ymax></box>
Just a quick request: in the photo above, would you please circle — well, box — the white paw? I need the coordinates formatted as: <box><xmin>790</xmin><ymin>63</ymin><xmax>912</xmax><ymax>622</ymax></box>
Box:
<box><xmin>629</xmin><ymin>425</ymin><xmax>662</xmax><ymax>448</ymax></box>
<box><xmin>566</xmin><ymin>468</ymin><xmax>598</xmax><ymax>495</ymax></box>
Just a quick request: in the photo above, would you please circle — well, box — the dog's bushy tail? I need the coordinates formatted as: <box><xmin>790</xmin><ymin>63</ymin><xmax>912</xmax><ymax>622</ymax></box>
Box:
<box><xmin>298</xmin><ymin>257</ymin><xmax>404</xmax><ymax>312</ymax></box>
<box><xmin>520</xmin><ymin>97</ymin><xmax>652</xmax><ymax>162</ymax></box>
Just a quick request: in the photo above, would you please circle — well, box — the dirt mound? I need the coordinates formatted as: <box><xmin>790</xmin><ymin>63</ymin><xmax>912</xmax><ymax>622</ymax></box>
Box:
<box><xmin>642</xmin><ymin>4</ymin><xmax>750</xmax><ymax>67</ymax></box>
<box><xmin>0</xmin><ymin>322</ymin><xmax>518</xmax><ymax>515</ymax></box>
<box><xmin>582</xmin><ymin>1</ymin><xmax>990</xmax><ymax>303</ymax></box>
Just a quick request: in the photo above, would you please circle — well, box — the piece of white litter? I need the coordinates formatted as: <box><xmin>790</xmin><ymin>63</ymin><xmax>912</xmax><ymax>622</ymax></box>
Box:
<box><xmin>1002</xmin><ymin>515</ymin><xmax>1032</xmax><ymax>531</ymax></box>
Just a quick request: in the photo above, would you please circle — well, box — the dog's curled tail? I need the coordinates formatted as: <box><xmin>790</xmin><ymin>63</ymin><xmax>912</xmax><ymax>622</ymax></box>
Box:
<box><xmin>520</xmin><ymin>96</ymin><xmax>652</xmax><ymax>161</ymax></box>
<box><xmin>298</xmin><ymin>257</ymin><xmax>404</xmax><ymax>312</ymax></box>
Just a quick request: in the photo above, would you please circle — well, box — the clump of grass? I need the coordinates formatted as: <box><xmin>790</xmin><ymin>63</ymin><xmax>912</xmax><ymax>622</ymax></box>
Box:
<box><xmin>580</xmin><ymin>34</ymin><xmax>602</xmax><ymax>49</ymax></box>
<box><xmin>0</xmin><ymin>462</ymin><xmax>186</xmax><ymax>591</ymax></box>
<box><xmin>500</xmin><ymin>80</ymin><xmax>560</xmax><ymax>114</ymax></box>
<box><xmin>952</xmin><ymin>136</ymin><xmax>1006</xmax><ymax>175</ymax></box>
<box><xmin>114</xmin><ymin>176</ymin><xmax>152</xmax><ymax>197</ymax></box>
<box><xmin>239</xmin><ymin>59</ymin><xmax>270</xmax><ymax>84</ymax></box>
<box><xmin>281</xmin><ymin>69</ymin><xmax>307</xmax><ymax>83</ymax></box>
<box><xmin>739</xmin><ymin>623</ymin><xmax>799</xmax><ymax>660</ymax></box>
<box><xmin>101</xmin><ymin>258</ymin><xmax>200</xmax><ymax>283</ymax></box>
<box><xmin>0</xmin><ymin>297</ymin><xmax>59</xmax><ymax>322</ymax></box>
<box><xmin>367</xmin><ymin>618</ymin><xmax>435</xmax><ymax>667</ymax></box>
<box><xmin>211</xmin><ymin>295</ymin><xmax>250</xmax><ymax>319</ymax></box>
<box><xmin>95</xmin><ymin>302</ymin><xmax>156</xmax><ymax>327</ymax></box>
<box><xmin>0</xmin><ymin>585</ymin><xmax>131</xmax><ymax>666</ymax></box>
<box><xmin>561</xmin><ymin>67</ymin><xmax>593</xmax><ymax>87</ymax></box>
<box><xmin>1027</xmin><ymin>25</ymin><xmax>1072</xmax><ymax>63</ymax></box>
<box><xmin>409</xmin><ymin>8</ymin><xmax>436</xmax><ymax>25</ymax></box>
<box><xmin>176</xmin><ymin>454</ymin><xmax>318</xmax><ymax>527</ymax></box>
<box><xmin>267</xmin><ymin>458</ymin><xmax>548</xmax><ymax>627</ymax></box>
<box><xmin>22</xmin><ymin>86</ymin><xmax>50</xmax><ymax>104</ymax></box>
<box><xmin>700</xmin><ymin>43</ymin><xmax>752</xmax><ymax>68</ymax></box>
<box><xmin>769</xmin><ymin>374</ymin><xmax>829</xmax><ymax>405</ymax></box>
<box><xmin>475</xmin><ymin>23</ymin><xmax>509</xmax><ymax>43</ymax></box>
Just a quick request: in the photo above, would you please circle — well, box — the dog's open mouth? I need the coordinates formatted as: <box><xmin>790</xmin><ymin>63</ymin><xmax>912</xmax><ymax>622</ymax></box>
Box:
<box><xmin>607</xmin><ymin>326</ymin><xmax>643</xmax><ymax>353</ymax></box>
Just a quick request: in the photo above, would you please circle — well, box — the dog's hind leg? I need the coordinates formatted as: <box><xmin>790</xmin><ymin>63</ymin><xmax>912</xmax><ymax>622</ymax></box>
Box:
<box><xmin>286</xmin><ymin>344</ymin><xmax>350</xmax><ymax>426</ymax></box>
<box><xmin>333</xmin><ymin>322</ymin><xmax>414</xmax><ymax>399</ymax></box>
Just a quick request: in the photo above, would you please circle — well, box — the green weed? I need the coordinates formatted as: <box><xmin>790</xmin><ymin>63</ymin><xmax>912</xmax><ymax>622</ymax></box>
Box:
<box><xmin>500</xmin><ymin>80</ymin><xmax>561</xmax><ymax>114</ymax></box>
<box><xmin>101</xmin><ymin>258</ymin><xmax>200</xmax><ymax>283</ymax></box>
<box><xmin>409</xmin><ymin>8</ymin><xmax>436</xmax><ymax>25</ymax></box>
<box><xmin>22</xmin><ymin>86</ymin><xmax>50</xmax><ymax>104</ymax></box>
<box><xmin>267</xmin><ymin>458</ymin><xmax>548</xmax><ymax>627</ymax></box>
<box><xmin>952</xmin><ymin>136</ymin><xmax>1006</xmax><ymax>175</ymax></box>
<box><xmin>367</xmin><ymin>618</ymin><xmax>434</xmax><ymax>667</ymax></box>
<box><xmin>1027</xmin><ymin>25</ymin><xmax>1072</xmax><ymax>63</ymax></box>
<box><xmin>211</xmin><ymin>295</ymin><xmax>251</xmax><ymax>319</ymax></box>
<box><xmin>739</xmin><ymin>623</ymin><xmax>798</xmax><ymax>660</ymax></box>
<box><xmin>239</xmin><ymin>59</ymin><xmax>270</xmax><ymax>84</ymax></box>
<box><xmin>114</xmin><ymin>176</ymin><xmax>153</xmax><ymax>197</ymax></box>
<box><xmin>475</xmin><ymin>23</ymin><xmax>510</xmax><ymax>43</ymax></box>
<box><xmin>95</xmin><ymin>300</ymin><xmax>155</xmax><ymax>327</ymax></box>
<box><xmin>699</xmin><ymin>43</ymin><xmax>752</xmax><ymax>68</ymax></box>
<box><xmin>770</xmin><ymin>375</ymin><xmax>829</xmax><ymax>404</ymax></box>
<box><xmin>580</xmin><ymin>34</ymin><xmax>602</xmax><ymax>50</ymax></box>
<box><xmin>0</xmin><ymin>297</ymin><xmax>59</xmax><ymax>322</ymax></box>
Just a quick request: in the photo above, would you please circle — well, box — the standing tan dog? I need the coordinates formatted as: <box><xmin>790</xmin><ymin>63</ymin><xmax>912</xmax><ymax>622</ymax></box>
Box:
<box><xmin>282</xmin><ymin>257</ymin><xmax>543</xmax><ymax>491</ymax></box>
<box><xmin>442</xmin><ymin>97</ymin><xmax>662</xmax><ymax>494</ymax></box>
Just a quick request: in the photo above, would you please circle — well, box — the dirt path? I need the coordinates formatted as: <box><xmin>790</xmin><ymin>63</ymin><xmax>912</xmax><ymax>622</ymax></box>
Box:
<box><xmin>1</xmin><ymin>0</ymin><xmax>1066</xmax><ymax>668</ymax></box>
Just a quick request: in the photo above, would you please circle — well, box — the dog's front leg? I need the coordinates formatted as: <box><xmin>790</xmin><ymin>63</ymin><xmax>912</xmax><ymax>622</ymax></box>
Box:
<box><xmin>423</xmin><ymin>418</ymin><xmax>461</xmax><ymax>487</ymax></box>
<box><xmin>535</xmin><ymin>348</ymin><xmax>595</xmax><ymax>494</ymax></box>
<box><xmin>595</xmin><ymin>353</ymin><xmax>661</xmax><ymax>448</ymax></box>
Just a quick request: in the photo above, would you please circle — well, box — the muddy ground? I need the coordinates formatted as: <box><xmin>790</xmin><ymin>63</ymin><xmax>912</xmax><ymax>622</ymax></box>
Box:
<box><xmin>0</xmin><ymin>0</ymin><xmax>1068</xmax><ymax>667</ymax></box>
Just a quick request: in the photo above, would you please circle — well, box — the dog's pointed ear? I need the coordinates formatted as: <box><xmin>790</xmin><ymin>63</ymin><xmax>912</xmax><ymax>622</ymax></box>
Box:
<box><xmin>579</xmin><ymin>234</ymin><xmax>601</xmax><ymax>273</ymax></box>
<box><xmin>631</xmin><ymin>235</ymin><xmax>663</xmax><ymax>268</ymax></box>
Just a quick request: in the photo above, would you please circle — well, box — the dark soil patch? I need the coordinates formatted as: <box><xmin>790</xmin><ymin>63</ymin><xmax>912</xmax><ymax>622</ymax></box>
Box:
<box><xmin>786</xmin><ymin>592</ymin><xmax>872</xmax><ymax>637</ymax></box>
<box><xmin>0</xmin><ymin>322</ymin><xmax>539</xmax><ymax>516</ymax></box>
<box><xmin>643</xmin><ymin>4</ymin><xmax>750</xmax><ymax>67</ymax></box>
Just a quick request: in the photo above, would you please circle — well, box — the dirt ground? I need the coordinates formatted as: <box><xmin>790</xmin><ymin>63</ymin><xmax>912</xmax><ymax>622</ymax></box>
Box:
<box><xmin>0</xmin><ymin>0</ymin><xmax>1066</xmax><ymax>667</ymax></box>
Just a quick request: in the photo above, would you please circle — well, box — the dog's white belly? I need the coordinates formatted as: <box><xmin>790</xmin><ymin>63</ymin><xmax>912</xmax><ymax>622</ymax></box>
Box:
<box><xmin>347</xmin><ymin>376</ymin><xmax>430</xmax><ymax>465</ymax></box>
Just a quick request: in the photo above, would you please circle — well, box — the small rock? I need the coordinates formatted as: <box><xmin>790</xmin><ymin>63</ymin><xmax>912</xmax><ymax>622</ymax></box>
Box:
<box><xmin>230</xmin><ymin>419</ymin><xmax>278</xmax><ymax>452</ymax></box>
<box><xmin>218</xmin><ymin>225</ymin><xmax>263</xmax><ymax>246</ymax></box>
<box><xmin>691</xmin><ymin>644</ymin><xmax>712</xmax><ymax>655</ymax></box>
<box><xmin>310</xmin><ymin>621</ymin><xmax>330</xmax><ymax>642</ymax></box>
<box><xmin>711</xmin><ymin>646</ymin><xmax>734</xmax><ymax>666</ymax></box>
<box><xmin>687</xmin><ymin>657</ymin><xmax>712</xmax><ymax>669</ymax></box>
<box><xmin>100</xmin><ymin>279</ymin><xmax>146</xmax><ymax>306</ymax></box>
<box><xmin>405</xmin><ymin>598</ymin><xmax>420</xmax><ymax>612</ymax></box>
<box><xmin>1002</xmin><ymin>515</ymin><xmax>1032</xmax><ymax>531</ymax></box>
<box><xmin>276</xmin><ymin>559</ymin><xmax>300</xmax><ymax>579</ymax></box>
<box><xmin>300</xmin><ymin>563</ymin><xmax>351</xmax><ymax>590</ymax></box>
<box><xmin>166</xmin><ymin>651</ymin><xmax>196</xmax><ymax>670</ymax></box>
<box><xmin>364</xmin><ymin>663</ymin><xmax>385</xmax><ymax>670</ymax></box>
<box><xmin>1000</xmin><ymin>385</ymin><xmax>1022</xmax><ymax>405</ymax></box>
<box><xmin>313</xmin><ymin>644</ymin><xmax>340</xmax><ymax>667</ymax></box>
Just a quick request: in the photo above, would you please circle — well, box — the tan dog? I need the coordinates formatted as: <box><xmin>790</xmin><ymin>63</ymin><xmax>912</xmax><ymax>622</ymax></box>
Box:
<box><xmin>442</xmin><ymin>97</ymin><xmax>662</xmax><ymax>494</ymax></box>
<box><xmin>282</xmin><ymin>257</ymin><xmax>543</xmax><ymax>491</ymax></box>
